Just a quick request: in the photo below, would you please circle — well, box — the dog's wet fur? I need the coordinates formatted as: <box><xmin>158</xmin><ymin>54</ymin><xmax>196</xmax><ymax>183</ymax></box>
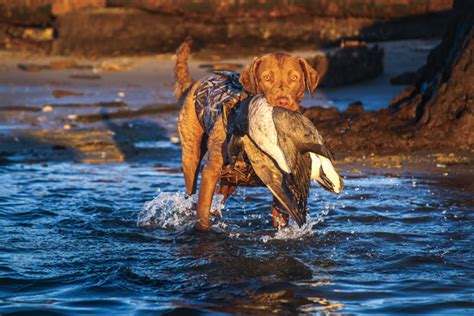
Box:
<box><xmin>175</xmin><ymin>37</ymin><xmax>320</xmax><ymax>231</ymax></box>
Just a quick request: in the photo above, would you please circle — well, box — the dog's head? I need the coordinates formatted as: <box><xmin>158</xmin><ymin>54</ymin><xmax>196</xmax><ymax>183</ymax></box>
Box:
<box><xmin>239</xmin><ymin>52</ymin><xmax>319</xmax><ymax>112</ymax></box>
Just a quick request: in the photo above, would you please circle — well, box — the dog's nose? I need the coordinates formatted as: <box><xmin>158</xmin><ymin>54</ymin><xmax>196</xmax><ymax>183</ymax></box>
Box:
<box><xmin>275</xmin><ymin>96</ymin><xmax>290</xmax><ymax>107</ymax></box>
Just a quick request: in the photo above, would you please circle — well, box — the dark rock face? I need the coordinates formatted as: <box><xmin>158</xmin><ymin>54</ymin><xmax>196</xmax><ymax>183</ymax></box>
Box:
<box><xmin>390</xmin><ymin>0</ymin><xmax>473</xmax><ymax>147</ymax></box>
<box><xmin>52</xmin><ymin>8</ymin><xmax>188</xmax><ymax>56</ymax></box>
<box><xmin>310</xmin><ymin>44</ymin><xmax>384</xmax><ymax>87</ymax></box>
<box><xmin>305</xmin><ymin>0</ymin><xmax>473</xmax><ymax>154</ymax></box>
<box><xmin>107</xmin><ymin>0</ymin><xmax>452</xmax><ymax>19</ymax></box>
<box><xmin>0</xmin><ymin>0</ymin><xmax>454</xmax><ymax>56</ymax></box>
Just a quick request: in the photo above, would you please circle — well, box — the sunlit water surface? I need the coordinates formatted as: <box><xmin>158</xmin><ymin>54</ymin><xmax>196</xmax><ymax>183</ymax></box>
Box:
<box><xmin>1</xmin><ymin>160</ymin><xmax>473</xmax><ymax>315</ymax></box>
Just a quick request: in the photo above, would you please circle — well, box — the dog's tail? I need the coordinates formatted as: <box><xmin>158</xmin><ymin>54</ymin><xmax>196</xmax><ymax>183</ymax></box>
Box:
<box><xmin>174</xmin><ymin>36</ymin><xmax>194</xmax><ymax>100</ymax></box>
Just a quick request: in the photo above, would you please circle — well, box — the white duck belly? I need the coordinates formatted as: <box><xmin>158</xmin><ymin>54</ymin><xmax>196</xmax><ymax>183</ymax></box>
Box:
<box><xmin>248</xmin><ymin>96</ymin><xmax>290</xmax><ymax>174</ymax></box>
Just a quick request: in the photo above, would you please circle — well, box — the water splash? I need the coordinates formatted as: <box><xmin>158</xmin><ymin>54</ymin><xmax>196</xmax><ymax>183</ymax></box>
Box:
<box><xmin>258</xmin><ymin>208</ymin><xmax>330</xmax><ymax>243</ymax></box>
<box><xmin>137</xmin><ymin>190</ymin><xmax>225</xmax><ymax>231</ymax></box>
<box><xmin>137</xmin><ymin>190</ymin><xmax>195</xmax><ymax>230</ymax></box>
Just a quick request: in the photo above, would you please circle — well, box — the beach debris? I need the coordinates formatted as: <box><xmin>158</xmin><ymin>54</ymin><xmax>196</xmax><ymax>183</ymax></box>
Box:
<box><xmin>52</xmin><ymin>89</ymin><xmax>84</xmax><ymax>98</ymax></box>
<box><xmin>18</xmin><ymin>60</ymin><xmax>93</xmax><ymax>72</ymax></box>
<box><xmin>0</xmin><ymin>105</ymin><xmax>41</xmax><ymax>112</ymax></box>
<box><xmin>42</xmin><ymin>105</ymin><xmax>53</xmax><ymax>112</ymax></box>
<box><xmin>69</xmin><ymin>74</ymin><xmax>101</xmax><ymax>80</ymax></box>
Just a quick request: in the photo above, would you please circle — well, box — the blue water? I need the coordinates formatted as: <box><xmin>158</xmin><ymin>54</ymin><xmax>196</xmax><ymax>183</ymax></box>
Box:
<box><xmin>1</xmin><ymin>161</ymin><xmax>473</xmax><ymax>315</ymax></box>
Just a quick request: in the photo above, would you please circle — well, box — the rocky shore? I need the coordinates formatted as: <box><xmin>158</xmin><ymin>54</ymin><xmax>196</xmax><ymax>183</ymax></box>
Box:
<box><xmin>0</xmin><ymin>0</ymin><xmax>452</xmax><ymax>56</ymax></box>
<box><xmin>0</xmin><ymin>1</ymin><xmax>472</xmax><ymax>175</ymax></box>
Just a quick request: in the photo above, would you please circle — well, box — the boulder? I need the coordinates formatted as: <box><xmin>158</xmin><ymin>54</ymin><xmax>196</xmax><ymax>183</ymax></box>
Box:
<box><xmin>310</xmin><ymin>43</ymin><xmax>384</xmax><ymax>87</ymax></box>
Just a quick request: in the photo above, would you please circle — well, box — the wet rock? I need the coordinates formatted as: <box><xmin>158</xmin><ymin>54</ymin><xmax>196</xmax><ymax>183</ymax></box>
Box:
<box><xmin>310</xmin><ymin>44</ymin><xmax>384</xmax><ymax>87</ymax></box>
<box><xmin>390</xmin><ymin>71</ymin><xmax>418</xmax><ymax>85</ymax></box>
<box><xmin>345</xmin><ymin>101</ymin><xmax>365</xmax><ymax>116</ymax></box>
<box><xmin>389</xmin><ymin>0</ymin><xmax>474</xmax><ymax>148</ymax></box>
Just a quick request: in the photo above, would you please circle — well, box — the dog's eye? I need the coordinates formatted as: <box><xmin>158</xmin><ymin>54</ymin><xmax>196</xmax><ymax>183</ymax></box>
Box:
<box><xmin>290</xmin><ymin>74</ymin><xmax>298</xmax><ymax>81</ymax></box>
<box><xmin>263</xmin><ymin>74</ymin><xmax>271</xmax><ymax>81</ymax></box>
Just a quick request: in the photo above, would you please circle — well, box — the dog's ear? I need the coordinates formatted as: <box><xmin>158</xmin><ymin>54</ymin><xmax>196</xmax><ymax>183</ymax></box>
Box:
<box><xmin>240</xmin><ymin>57</ymin><xmax>261</xmax><ymax>94</ymax></box>
<box><xmin>298</xmin><ymin>58</ymin><xmax>319</xmax><ymax>95</ymax></box>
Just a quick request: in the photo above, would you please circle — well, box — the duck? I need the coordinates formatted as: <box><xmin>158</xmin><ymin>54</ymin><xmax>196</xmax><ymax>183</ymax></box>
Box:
<box><xmin>247</xmin><ymin>95</ymin><xmax>343</xmax><ymax>193</ymax></box>
<box><xmin>226</xmin><ymin>95</ymin><xmax>343</xmax><ymax>227</ymax></box>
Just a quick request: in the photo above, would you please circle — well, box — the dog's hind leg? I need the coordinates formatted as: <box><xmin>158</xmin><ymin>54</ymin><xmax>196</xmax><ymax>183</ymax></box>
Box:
<box><xmin>195</xmin><ymin>117</ymin><xmax>226</xmax><ymax>231</ymax></box>
<box><xmin>178</xmin><ymin>92</ymin><xmax>205</xmax><ymax>196</ymax></box>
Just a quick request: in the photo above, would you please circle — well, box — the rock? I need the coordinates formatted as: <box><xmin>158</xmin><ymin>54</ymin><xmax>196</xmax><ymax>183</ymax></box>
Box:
<box><xmin>51</xmin><ymin>0</ymin><xmax>105</xmax><ymax>15</ymax></box>
<box><xmin>390</xmin><ymin>71</ymin><xmax>418</xmax><ymax>85</ymax></box>
<box><xmin>0</xmin><ymin>1</ymin><xmax>53</xmax><ymax>25</ymax></box>
<box><xmin>345</xmin><ymin>101</ymin><xmax>365</xmax><ymax>116</ymax></box>
<box><xmin>52</xmin><ymin>8</ymin><xmax>188</xmax><ymax>56</ymax></box>
<box><xmin>310</xmin><ymin>44</ymin><xmax>384</xmax><ymax>87</ymax></box>
<box><xmin>24</xmin><ymin>27</ymin><xmax>53</xmax><ymax>42</ymax></box>
<box><xmin>1</xmin><ymin>1</ymin><xmax>454</xmax><ymax>56</ymax></box>
<box><xmin>107</xmin><ymin>0</ymin><xmax>452</xmax><ymax>19</ymax></box>
<box><xmin>389</xmin><ymin>0</ymin><xmax>474</xmax><ymax>148</ymax></box>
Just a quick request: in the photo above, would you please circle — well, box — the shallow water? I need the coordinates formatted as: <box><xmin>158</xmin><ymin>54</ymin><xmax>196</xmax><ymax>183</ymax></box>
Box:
<box><xmin>1</xmin><ymin>161</ymin><xmax>473</xmax><ymax>315</ymax></box>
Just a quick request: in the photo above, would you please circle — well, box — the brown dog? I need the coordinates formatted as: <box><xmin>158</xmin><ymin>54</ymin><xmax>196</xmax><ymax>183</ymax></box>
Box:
<box><xmin>175</xmin><ymin>38</ymin><xmax>319</xmax><ymax>231</ymax></box>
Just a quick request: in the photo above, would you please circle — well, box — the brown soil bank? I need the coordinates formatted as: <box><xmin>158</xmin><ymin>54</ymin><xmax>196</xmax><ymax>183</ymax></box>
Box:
<box><xmin>0</xmin><ymin>0</ymin><xmax>452</xmax><ymax>56</ymax></box>
<box><xmin>305</xmin><ymin>0</ymin><xmax>473</xmax><ymax>155</ymax></box>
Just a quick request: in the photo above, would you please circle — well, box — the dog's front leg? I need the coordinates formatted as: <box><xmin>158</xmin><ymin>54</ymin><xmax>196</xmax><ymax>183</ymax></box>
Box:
<box><xmin>195</xmin><ymin>118</ymin><xmax>226</xmax><ymax>232</ymax></box>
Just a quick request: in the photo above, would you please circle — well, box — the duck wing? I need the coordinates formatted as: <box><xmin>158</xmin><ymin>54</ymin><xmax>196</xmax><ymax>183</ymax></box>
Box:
<box><xmin>273</xmin><ymin>107</ymin><xmax>343</xmax><ymax>193</ymax></box>
<box><xmin>242</xmin><ymin>135</ymin><xmax>309</xmax><ymax>227</ymax></box>
<box><xmin>272</xmin><ymin>107</ymin><xmax>334</xmax><ymax>161</ymax></box>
